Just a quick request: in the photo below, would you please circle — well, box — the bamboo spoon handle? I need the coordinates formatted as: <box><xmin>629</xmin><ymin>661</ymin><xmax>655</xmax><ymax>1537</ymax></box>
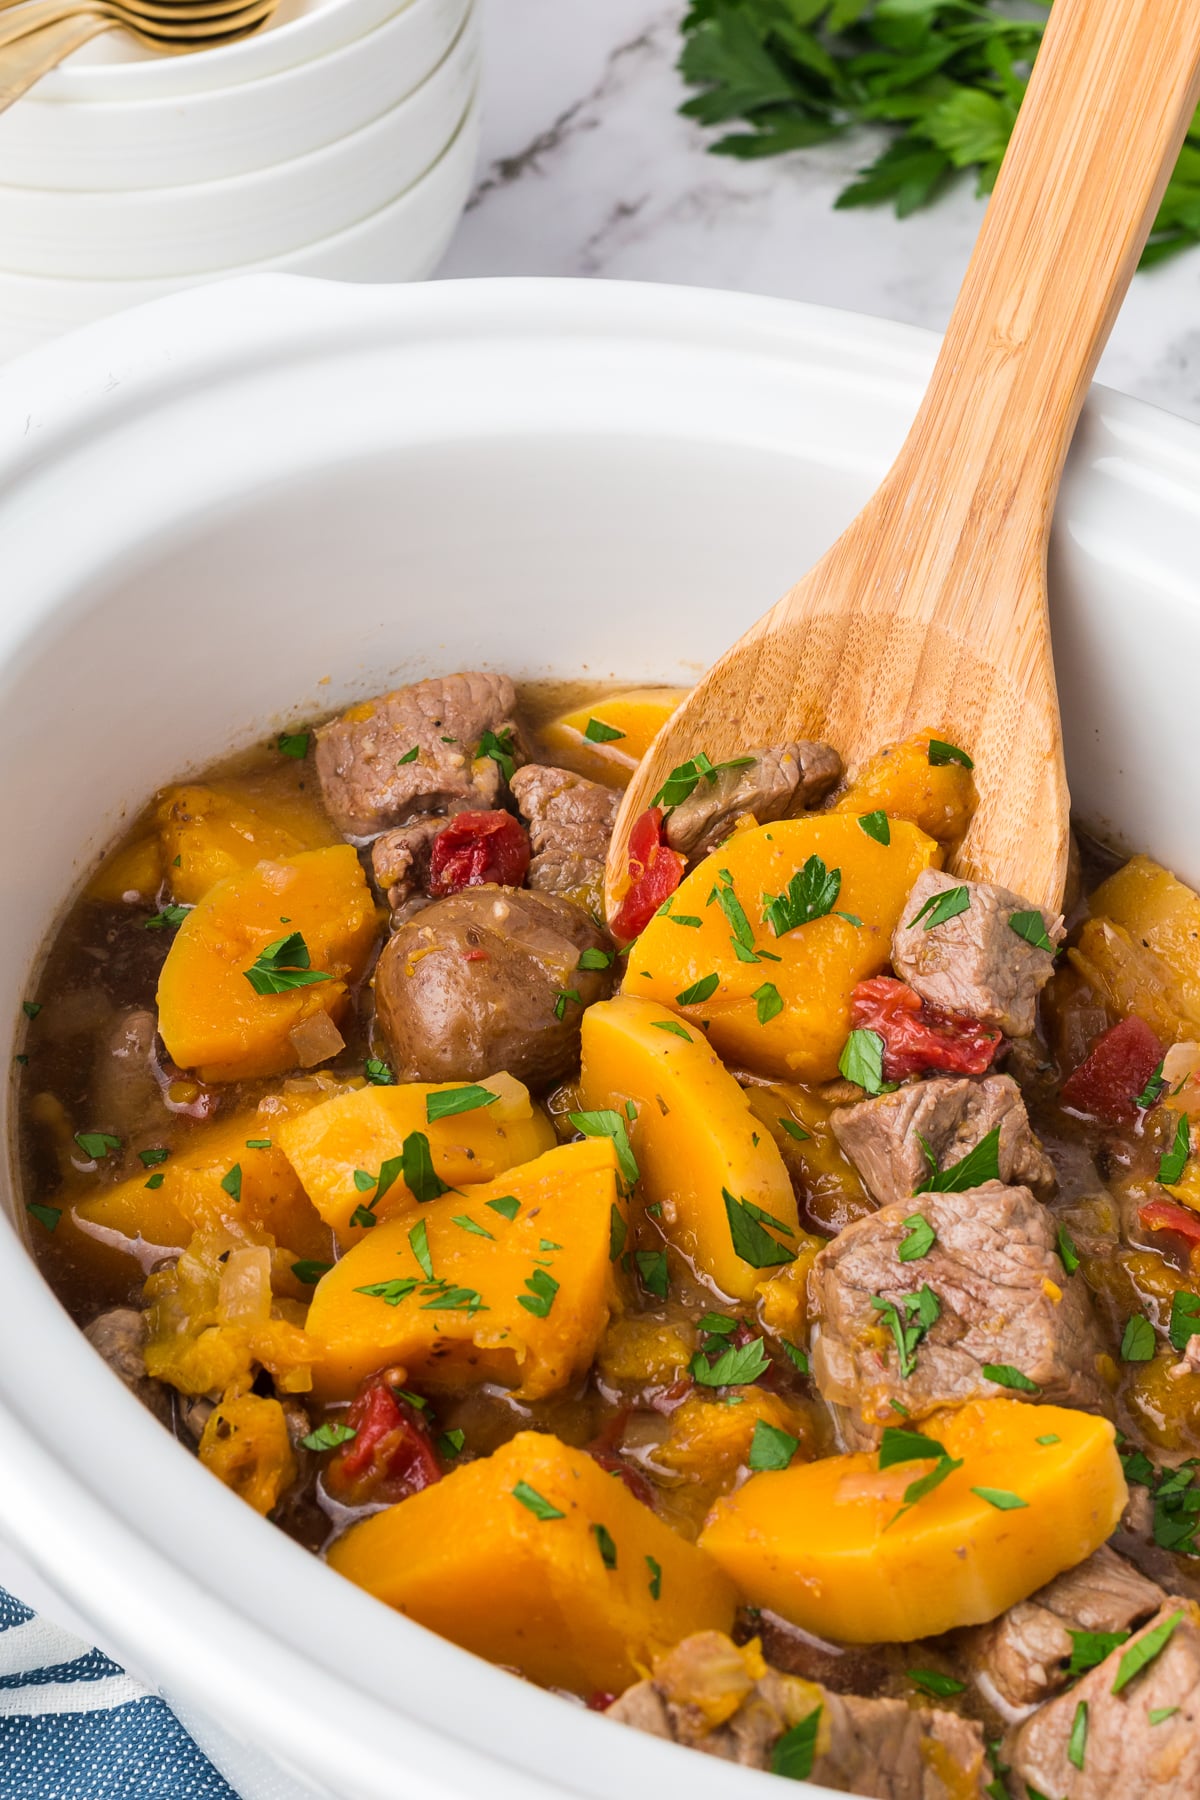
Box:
<box><xmin>870</xmin><ymin>0</ymin><xmax>1200</xmax><ymax>647</ymax></box>
<box><xmin>0</xmin><ymin>10</ymin><xmax>108</xmax><ymax>103</ymax></box>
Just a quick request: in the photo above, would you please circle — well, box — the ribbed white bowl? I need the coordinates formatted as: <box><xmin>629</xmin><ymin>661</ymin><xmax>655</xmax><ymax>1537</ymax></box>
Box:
<box><xmin>0</xmin><ymin>5</ymin><xmax>476</xmax><ymax>278</ymax></box>
<box><xmin>0</xmin><ymin>0</ymin><xmax>469</xmax><ymax>190</ymax></box>
<box><xmin>0</xmin><ymin>97</ymin><xmax>478</xmax><ymax>359</ymax></box>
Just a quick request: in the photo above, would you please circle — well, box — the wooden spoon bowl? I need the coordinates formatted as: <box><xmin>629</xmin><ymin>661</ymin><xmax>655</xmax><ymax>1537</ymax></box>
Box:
<box><xmin>606</xmin><ymin>0</ymin><xmax>1200</xmax><ymax>919</ymax></box>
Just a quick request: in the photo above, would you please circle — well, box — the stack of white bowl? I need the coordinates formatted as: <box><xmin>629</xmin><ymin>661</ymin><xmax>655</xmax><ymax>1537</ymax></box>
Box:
<box><xmin>0</xmin><ymin>0</ymin><xmax>479</xmax><ymax>359</ymax></box>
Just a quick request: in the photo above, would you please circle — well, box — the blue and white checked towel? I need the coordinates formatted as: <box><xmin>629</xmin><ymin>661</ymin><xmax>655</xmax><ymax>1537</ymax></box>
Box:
<box><xmin>0</xmin><ymin>1588</ymin><xmax>236</xmax><ymax>1799</ymax></box>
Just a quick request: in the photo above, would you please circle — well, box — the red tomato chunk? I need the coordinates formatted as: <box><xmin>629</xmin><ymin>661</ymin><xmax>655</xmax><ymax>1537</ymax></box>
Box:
<box><xmin>1059</xmin><ymin>1015</ymin><xmax>1164</xmax><ymax>1126</ymax></box>
<box><xmin>850</xmin><ymin>977</ymin><xmax>1001</xmax><ymax>1080</ymax></box>
<box><xmin>610</xmin><ymin>807</ymin><xmax>685</xmax><ymax>942</ymax></box>
<box><xmin>323</xmin><ymin>1373</ymin><xmax>443</xmax><ymax>1508</ymax></box>
<box><xmin>429</xmin><ymin>810</ymin><xmax>531</xmax><ymax>896</ymax></box>
<box><xmin>1139</xmin><ymin>1199</ymin><xmax>1200</xmax><ymax>1247</ymax></box>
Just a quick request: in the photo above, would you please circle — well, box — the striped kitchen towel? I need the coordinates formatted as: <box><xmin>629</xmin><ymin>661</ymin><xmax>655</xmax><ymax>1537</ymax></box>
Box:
<box><xmin>0</xmin><ymin>1588</ymin><xmax>236</xmax><ymax>1799</ymax></box>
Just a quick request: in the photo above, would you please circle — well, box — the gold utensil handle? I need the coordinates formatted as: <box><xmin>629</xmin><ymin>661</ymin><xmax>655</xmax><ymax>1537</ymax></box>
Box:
<box><xmin>0</xmin><ymin>10</ymin><xmax>109</xmax><ymax>106</ymax></box>
<box><xmin>0</xmin><ymin>0</ymin><xmax>104</xmax><ymax>53</ymax></box>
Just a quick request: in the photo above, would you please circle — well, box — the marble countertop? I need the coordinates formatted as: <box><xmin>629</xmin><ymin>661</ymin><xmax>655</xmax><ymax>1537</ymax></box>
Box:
<box><xmin>444</xmin><ymin>0</ymin><xmax>1200</xmax><ymax>424</ymax></box>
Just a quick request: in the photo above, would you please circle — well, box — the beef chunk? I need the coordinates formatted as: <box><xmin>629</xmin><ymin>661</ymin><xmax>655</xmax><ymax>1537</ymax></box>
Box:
<box><xmin>1007</xmin><ymin>1603</ymin><xmax>1200</xmax><ymax>1800</ymax></box>
<box><xmin>510</xmin><ymin>763</ymin><xmax>618</xmax><ymax>906</ymax></box>
<box><xmin>811</xmin><ymin>1182</ymin><xmax>1108</xmax><ymax>1446</ymax></box>
<box><xmin>373</xmin><ymin>886</ymin><xmax>614</xmax><ymax>1090</ymax></box>
<box><xmin>663</xmin><ymin>742</ymin><xmax>842</xmax><ymax>860</ymax></box>
<box><xmin>84</xmin><ymin>1308</ymin><xmax>172</xmax><ymax>1426</ymax></box>
<box><xmin>607</xmin><ymin>1631</ymin><xmax>985</xmax><ymax>1797</ymax></box>
<box><xmin>315</xmin><ymin>673</ymin><xmax>526</xmax><ymax>839</ymax></box>
<box><xmin>742</xmin><ymin>1609</ymin><xmax>893</xmax><ymax>1697</ymax></box>
<box><xmin>965</xmin><ymin>1545</ymin><xmax>1165</xmax><ymax>1707</ymax></box>
<box><xmin>371</xmin><ymin>817</ymin><xmax>445</xmax><ymax>912</ymax></box>
<box><xmin>891</xmin><ymin>870</ymin><xmax>1064</xmax><ymax>1038</ymax></box>
<box><xmin>831</xmin><ymin>1074</ymin><xmax>1055</xmax><ymax>1209</ymax></box>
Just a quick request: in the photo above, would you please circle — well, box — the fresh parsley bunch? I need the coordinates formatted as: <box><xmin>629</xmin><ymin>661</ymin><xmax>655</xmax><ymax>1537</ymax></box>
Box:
<box><xmin>678</xmin><ymin>0</ymin><xmax>1200</xmax><ymax>266</ymax></box>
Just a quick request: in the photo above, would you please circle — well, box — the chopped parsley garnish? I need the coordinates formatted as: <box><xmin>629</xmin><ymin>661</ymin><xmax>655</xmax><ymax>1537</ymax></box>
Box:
<box><xmin>408</xmin><ymin>1220</ymin><xmax>434</xmax><ymax>1280</ymax></box>
<box><xmin>1121</xmin><ymin>1314</ymin><xmax>1156</xmax><ymax>1362</ymax></box>
<box><xmin>1152</xmin><ymin>1461</ymin><xmax>1200</xmax><ymax>1554</ymax></box>
<box><xmin>1169</xmin><ymin>1290</ymin><xmax>1200</xmax><ymax>1354</ymax></box>
<box><xmin>1036</xmin><ymin>1434</ymin><xmax>1061</xmax><ymax>1446</ymax></box>
<box><xmin>982</xmin><ymin>1362</ymin><xmax>1039</xmax><ymax>1393</ymax></box>
<box><xmin>396</xmin><ymin>745</ymin><xmax>420</xmax><ymax>764</ymax></box>
<box><xmin>645</xmin><ymin>1554</ymin><xmax>662</xmax><ymax>1599</ymax></box>
<box><xmin>1067</xmin><ymin>1701</ymin><xmax>1088</xmax><ymax>1771</ymax></box>
<box><xmin>512</xmin><ymin>1481</ymin><xmax>564</xmax><ymax>1521</ymax></box>
<box><xmin>908</xmin><ymin>885</ymin><xmax>971</xmax><ymax>931</ymax></box>
<box><xmin>427</xmin><ymin>1085</ymin><xmax>498</xmax><ymax>1123</ymax></box>
<box><xmin>245</xmin><ymin>1138</ymin><xmax>272</xmax><ymax>1151</ymax></box>
<box><xmin>21</xmin><ymin>1001</ymin><xmax>40</xmax><ymax>1020</ymax></box>
<box><xmin>871</xmin><ymin>1286</ymin><xmax>940</xmax><ymax>1380</ymax></box>
<box><xmin>748</xmin><ymin>1419</ymin><xmax>799</xmax><ymax>1471</ymax></box>
<box><xmin>887</xmin><ymin>1455</ymin><xmax>962</xmax><ymax>1529</ymax></box>
<box><xmin>353</xmin><ymin>1169</ymin><xmax>376</xmax><ymax>1192</ymax></box>
<box><xmin>26</xmin><ymin>1203</ymin><xmax>60</xmax><ymax>1233</ymax></box>
<box><xmin>781</xmin><ymin>1341</ymin><xmax>809</xmax><ymax>1376</ymax></box>
<box><xmin>608</xmin><ymin>1203</ymin><xmax>627</xmax><ymax>1261</ymax></box>
<box><xmin>762</xmin><ymin>855</ymin><xmax>841</xmax><ymax>936</ymax></box>
<box><xmin>144</xmin><ymin>1174</ymin><xmax>165</xmax><ymax>1191</ymax></box>
<box><xmin>1067</xmin><ymin>1629</ymin><xmax>1129</xmax><ymax>1677</ymax></box>
<box><xmin>592</xmin><ymin>1523</ymin><xmax>618</xmax><ymax>1568</ymax></box>
<box><xmin>676</xmin><ymin>973</ymin><xmax>720</xmax><ymax>1006</ymax></box>
<box><xmin>898</xmin><ymin>1214</ymin><xmax>936</xmax><ymax>1263</ymax></box>
<box><xmin>770</xmin><ymin>1706</ymin><xmax>821</xmax><ymax>1781</ymax></box>
<box><xmin>1136</xmin><ymin>1062</ymin><xmax>1167</xmax><ymax>1110</ymax></box>
<box><xmin>1111</xmin><ymin>1613</ymin><xmax>1184</xmax><ymax>1694</ymax></box>
<box><xmin>583</xmin><ymin>717</ymin><xmax>625</xmax><ymax>743</ymax></box>
<box><xmin>1149</xmin><ymin>1707</ymin><xmax>1180</xmax><ymax>1725</ymax></box>
<box><xmin>753</xmin><ymin>981</ymin><xmax>783</xmax><ymax>1024</ymax></box>
<box><xmin>878</xmin><ymin>1426</ymin><xmax>947</xmax><ymax>1468</ymax></box>
<box><xmin>138</xmin><ymin>1147</ymin><xmax>169</xmax><ymax>1168</ymax></box>
<box><xmin>578</xmin><ymin>947</ymin><xmax>615</xmax><ymax>971</ymax></box>
<box><xmin>651</xmin><ymin>752</ymin><xmax>755</xmax><ymax>809</ymax></box>
<box><xmin>839</xmin><ymin>1027</ymin><xmax>888</xmax><ymax>1095</ymax></box>
<box><xmin>220</xmin><ymin>1164</ymin><xmax>242</xmax><ymax>1202</ymax></box>
<box><xmin>476</xmin><ymin>727</ymin><xmax>518</xmax><ymax>782</ymax></box>
<box><xmin>519</xmin><ymin>1268</ymin><xmax>560</xmax><ymax>1317</ymax></box>
<box><xmin>635</xmin><ymin>1249</ymin><xmax>669</xmax><ymax>1298</ymax></box>
<box><xmin>143</xmin><ymin>904</ymin><xmax>190</xmax><ymax>931</ymax></box>
<box><xmin>355</xmin><ymin>1278</ymin><xmax>420</xmax><ymax>1306</ymax></box>
<box><xmin>569</xmin><ymin>1108</ymin><xmax>639</xmax><ymax>1190</ymax></box>
<box><xmin>1009</xmin><ymin>909</ymin><xmax>1056</xmax><ymax>953</ymax></box>
<box><xmin>1057</xmin><ymin>1224</ymin><xmax>1081</xmax><ymax>1275</ymax></box>
<box><xmin>553</xmin><ymin>987</ymin><xmax>583</xmax><ymax>1020</ymax></box>
<box><xmin>243</xmin><ymin>931</ymin><xmax>332</xmax><ymax>994</ymax></box>
<box><xmin>75</xmin><ymin>1131</ymin><xmax>122</xmax><ymax>1161</ymax></box>
<box><xmin>651</xmin><ymin>1019</ymin><xmax>692</xmax><ymax>1041</ymax></box>
<box><xmin>488</xmin><ymin>1195</ymin><xmax>520</xmax><ymax>1222</ymax></box>
<box><xmin>452</xmin><ymin>1215</ymin><xmax>494</xmax><ymax>1240</ymax></box>
<box><xmin>777</xmin><ymin>1116</ymin><xmax>810</xmax><ymax>1142</ymax></box>
<box><xmin>364</xmin><ymin>1057</ymin><xmax>395</xmax><ymax>1086</ymax></box>
<box><xmin>1159</xmin><ymin>1112</ymin><xmax>1191</xmax><ymax>1184</ymax></box>
<box><xmin>699</xmin><ymin>1313</ymin><xmax>737</xmax><ymax>1336</ymax></box>
<box><xmin>301</xmin><ymin>1422</ymin><xmax>355</xmax><ymax>1451</ymax></box>
<box><xmin>437</xmin><ymin>1429</ymin><xmax>466</xmax><ymax>1459</ymax></box>
<box><xmin>691</xmin><ymin>1334</ymin><xmax>770</xmax><ymax>1388</ymax></box>
<box><xmin>724</xmin><ymin>1188</ymin><xmax>793</xmax><ymax>1268</ymax></box>
<box><xmin>420</xmin><ymin>1286</ymin><xmax>487</xmax><ymax>1314</ymax></box>
<box><xmin>857</xmin><ymin>811</ymin><xmax>890</xmax><ymax>846</ymax></box>
<box><xmin>277</xmin><ymin>730</ymin><xmax>310</xmax><ymax>760</ymax></box>
<box><xmin>971</xmin><ymin>1486</ymin><xmax>1027</xmax><ymax>1510</ymax></box>
<box><xmin>908</xmin><ymin>1670</ymin><xmax>966</xmax><ymax>1698</ymax></box>
<box><xmin>919</xmin><ymin>1126</ymin><xmax>1001</xmax><ymax>1192</ymax></box>
<box><xmin>667</xmin><ymin>913</ymin><xmax>703</xmax><ymax>928</ymax></box>
<box><xmin>291</xmin><ymin>1260</ymin><xmax>331</xmax><ymax>1285</ymax></box>
<box><xmin>928</xmin><ymin>739</ymin><xmax>973</xmax><ymax>769</ymax></box>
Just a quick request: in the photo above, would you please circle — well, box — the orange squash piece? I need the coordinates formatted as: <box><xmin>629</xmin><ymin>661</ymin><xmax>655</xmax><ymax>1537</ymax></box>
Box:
<box><xmin>157</xmin><ymin>777</ymin><xmax>339</xmax><ymax>905</ymax></box>
<box><xmin>541</xmin><ymin>687</ymin><xmax>687</xmax><ymax>787</ymax></box>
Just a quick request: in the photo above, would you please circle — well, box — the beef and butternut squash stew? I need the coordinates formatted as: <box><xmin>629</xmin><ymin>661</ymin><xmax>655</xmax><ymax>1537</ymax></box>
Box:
<box><xmin>19</xmin><ymin>671</ymin><xmax>1200</xmax><ymax>1798</ymax></box>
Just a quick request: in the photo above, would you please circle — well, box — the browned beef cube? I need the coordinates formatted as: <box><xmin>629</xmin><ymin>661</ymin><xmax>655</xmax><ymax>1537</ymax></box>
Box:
<box><xmin>1007</xmin><ymin>1603</ymin><xmax>1200</xmax><ymax>1799</ymax></box>
<box><xmin>510</xmin><ymin>764</ymin><xmax>617</xmax><ymax>901</ymax></box>
<box><xmin>607</xmin><ymin>1630</ymin><xmax>986</xmax><ymax>1796</ymax></box>
<box><xmin>891</xmin><ymin>870</ymin><xmax>1064</xmax><ymax>1037</ymax></box>
<box><xmin>663</xmin><ymin>741</ymin><xmax>842</xmax><ymax>860</ymax></box>
<box><xmin>810</xmin><ymin>1182</ymin><xmax>1108</xmax><ymax>1447</ymax></box>
<box><xmin>964</xmin><ymin>1545</ymin><xmax>1164</xmax><ymax>1707</ymax></box>
<box><xmin>371</xmin><ymin>816</ymin><xmax>445</xmax><ymax>913</ymax></box>
<box><xmin>831</xmin><ymin>1074</ymin><xmax>1055</xmax><ymax>1208</ymax></box>
<box><xmin>315</xmin><ymin>672</ymin><xmax>526</xmax><ymax>838</ymax></box>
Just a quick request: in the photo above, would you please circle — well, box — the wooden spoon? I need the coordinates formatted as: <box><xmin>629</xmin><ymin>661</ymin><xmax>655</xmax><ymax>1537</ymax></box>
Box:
<box><xmin>605</xmin><ymin>0</ymin><xmax>1200</xmax><ymax>920</ymax></box>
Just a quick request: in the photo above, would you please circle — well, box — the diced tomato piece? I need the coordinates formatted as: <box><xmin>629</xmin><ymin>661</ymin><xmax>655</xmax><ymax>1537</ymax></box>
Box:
<box><xmin>429</xmin><ymin>810</ymin><xmax>530</xmax><ymax>896</ymax></box>
<box><xmin>849</xmin><ymin>976</ymin><xmax>1002</xmax><ymax>1080</ymax></box>
<box><xmin>588</xmin><ymin>1444</ymin><xmax>657</xmax><ymax>1509</ymax></box>
<box><xmin>1059</xmin><ymin>1016</ymin><xmax>1164</xmax><ymax>1126</ymax></box>
<box><xmin>610</xmin><ymin>807</ymin><xmax>685</xmax><ymax>942</ymax></box>
<box><xmin>1139</xmin><ymin>1199</ymin><xmax>1200</xmax><ymax>1247</ymax></box>
<box><xmin>586</xmin><ymin>1692</ymin><xmax>617</xmax><ymax>1713</ymax></box>
<box><xmin>322</xmin><ymin>1371</ymin><xmax>443</xmax><ymax>1507</ymax></box>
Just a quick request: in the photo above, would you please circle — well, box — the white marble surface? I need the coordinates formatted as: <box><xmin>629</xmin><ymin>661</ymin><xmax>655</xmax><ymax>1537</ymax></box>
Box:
<box><xmin>444</xmin><ymin>0</ymin><xmax>1200</xmax><ymax>424</ymax></box>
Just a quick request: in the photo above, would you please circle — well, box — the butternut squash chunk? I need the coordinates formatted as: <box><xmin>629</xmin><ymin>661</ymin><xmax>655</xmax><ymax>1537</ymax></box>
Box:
<box><xmin>624</xmin><ymin>816</ymin><xmax>941</xmax><ymax>1081</ymax></box>
<box><xmin>157</xmin><ymin>847</ymin><xmax>382</xmax><ymax>1082</ymax></box>
<box><xmin>275</xmin><ymin>1071</ymin><xmax>555</xmax><ymax>1246</ymax></box>
<box><xmin>85</xmin><ymin>835</ymin><xmax>163</xmax><ymax>905</ymax></box>
<box><xmin>157</xmin><ymin>778</ymin><xmax>339</xmax><ymax>905</ymax></box>
<box><xmin>578</xmin><ymin>994</ymin><xmax>798</xmax><ymax>1300</ymax></box>
<box><xmin>1067</xmin><ymin>918</ymin><xmax>1200</xmax><ymax>1043</ymax></box>
<box><xmin>744</xmin><ymin>1082</ymin><xmax>873</xmax><ymax>1237</ymax></box>
<box><xmin>74</xmin><ymin>1091</ymin><xmax>336</xmax><ymax>1261</ymax></box>
<box><xmin>541</xmin><ymin>687</ymin><xmax>687</xmax><ymax>788</ymax></box>
<box><xmin>304</xmin><ymin>1139</ymin><xmax>625</xmax><ymax>1401</ymax></box>
<box><xmin>699</xmin><ymin>1399</ymin><xmax>1125</xmax><ymax>1643</ymax></box>
<box><xmin>198</xmin><ymin>1390</ymin><xmax>296</xmax><ymax>1516</ymax></box>
<box><xmin>1088</xmin><ymin>855</ymin><xmax>1200</xmax><ymax>1028</ymax></box>
<box><xmin>326</xmin><ymin>1430</ymin><xmax>736</xmax><ymax>1692</ymax></box>
<box><xmin>831</xmin><ymin>732</ymin><xmax>977</xmax><ymax>848</ymax></box>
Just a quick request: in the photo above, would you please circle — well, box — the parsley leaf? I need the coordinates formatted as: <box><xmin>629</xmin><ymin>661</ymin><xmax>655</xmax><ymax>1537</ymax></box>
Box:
<box><xmin>75</xmin><ymin>1131</ymin><xmax>122</xmax><ymax>1161</ymax></box>
<box><xmin>1170</xmin><ymin>1290</ymin><xmax>1200</xmax><ymax>1354</ymax></box>
<box><xmin>1111</xmin><ymin>1612</ymin><xmax>1185</xmax><ymax>1694</ymax></box>
<box><xmin>762</xmin><ymin>855</ymin><xmax>842</xmax><ymax>935</ymax></box>
<box><xmin>569</xmin><ymin>1108</ymin><xmax>639</xmax><ymax>1190</ymax></box>
<box><xmin>635</xmin><ymin>1249</ymin><xmax>669</xmax><ymax>1299</ymax></box>
<box><xmin>488</xmin><ymin>1195</ymin><xmax>521</xmax><ymax>1222</ymax></box>
<box><xmin>290</xmin><ymin>1260</ymin><xmax>331</xmax><ymax>1285</ymax></box>
<box><xmin>592</xmin><ymin>1523</ymin><xmax>618</xmax><ymax>1568</ymax></box>
<box><xmin>27</xmin><ymin>1203</ymin><xmax>60</xmax><ymax>1233</ymax></box>
<box><xmin>584</xmin><ymin>718</ymin><xmax>625</xmax><ymax>744</ymax></box>
<box><xmin>408</xmin><ymin>1219</ymin><xmax>434</xmax><ymax>1280</ymax></box>
<box><xmin>971</xmin><ymin>1486</ymin><xmax>1027</xmax><ymax>1510</ymax></box>
<box><xmin>1121</xmin><ymin>1314</ymin><xmax>1157</xmax><ymax>1362</ymax></box>
<box><xmin>770</xmin><ymin>1706</ymin><xmax>821</xmax><ymax>1781</ymax></box>
<box><xmin>778</xmin><ymin>1116</ymin><xmax>810</xmax><ymax>1142</ymax></box>
<box><xmin>220</xmin><ymin>1164</ymin><xmax>242</xmax><ymax>1202</ymax></box>
<box><xmin>578</xmin><ymin>947</ymin><xmax>615</xmax><ymax>971</ymax></box>
<box><xmin>477</xmin><ymin>727</ymin><xmax>518</xmax><ymax>782</ymax></box>
<box><xmin>908</xmin><ymin>885</ymin><xmax>971</xmax><ymax>931</ymax></box>
<box><xmin>1159</xmin><ymin>1112</ymin><xmax>1191</xmax><ymax>1184</ymax></box>
<box><xmin>1010</xmin><ymin>909</ymin><xmax>1056</xmax><ymax>953</ymax></box>
<box><xmin>908</xmin><ymin>1670</ymin><xmax>965</xmax><ymax>1698</ymax></box>
<box><xmin>243</xmin><ymin>931</ymin><xmax>332</xmax><ymax>995</ymax></box>
<box><xmin>511</xmin><ymin>1481</ymin><xmax>564</xmax><ymax>1521</ymax></box>
<box><xmin>1136</xmin><ymin>1061</ymin><xmax>1167</xmax><ymax>1110</ymax></box>
<box><xmin>651</xmin><ymin>752</ymin><xmax>754</xmax><ymax>809</ymax></box>
<box><xmin>691</xmin><ymin>1334</ymin><xmax>771</xmax><ymax>1388</ymax></box>
<box><xmin>676</xmin><ymin>973</ymin><xmax>719</xmax><ymax>1006</ymax></box>
<box><xmin>1057</xmin><ymin>1224</ymin><xmax>1081</xmax><ymax>1275</ymax></box>
<box><xmin>753</xmin><ymin>981</ymin><xmax>783</xmax><ymax>1024</ymax></box>
<box><xmin>878</xmin><ymin>1426</ymin><xmax>947</xmax><ymax>1468</ymax></box>
<box><xmin>839</xmin><ymin>1027</ymin><xmax>888</xmax><ymax>1095</ymax></box>
<box><xmin>398</xmin><ymin>1131</ymin><xmax>451</xmax><ymax>1205</ymax></box>
<box><xmin>364</xmin><ymin>1057</ymin><xmax>395</xmax><ymax>1086</ymax></box>
<box><xmin>1067</xmin><ymin>1628</ymin><xmax>1129</xmax><ymax>1678</ymax></box>
<box><xmin>302</xmin><ymin>1422</ymin><xmax>355</xmax><ymax>1451</ymax></box>
<box><xmin>919</xmin><ymin>1126</ymin><xmax>1001</xmax><ymax>1192</ymax></box>
<box><xmin>982</xmin><ymin>1362</ymin><xmax>1039</xmax><ymax>1393</ymax></box>
<box><xmin>519</xmin><ymin>1268</ymin><xmax>560</xmax><ymax>1317</ymax></box>
<box><xmin>723</xmin><ymin>1188</ymin><xmax>793</xmax><ymax>1268</ymax></box>
<box><xmin>427</xmin><ymin>1085</ymin><xmax>498</xmax><ymax>1122</ymax></box>
<box><xmin>651</xmin><ymin>1019</ymin><xmax>693</xmax><ymax>1041</ymax></box>
<box><xmin>898</xmin><ymin>1213</ymin><xmax>936</xmax><ymax>1263</ymax></box>
<box><xmin>748</xmin><ymin>1418</ymin><xmax>799</xmax><ymax>1472</ymax></box>
<box><xmin>871</xmin><ymin>1286</ymin><xmax>939</xmax><ymax>1380</ymax></box>
<box><xmin>143</xmin><ymin>904</ymin><xmax>190</xmax><ymax>932</ymax></box>
<box><xmin>858</xmin><ymin>811</ymin><xmax>890</xmax><ymax>846</ymax></box>
<box><xmin>645</xmin><ymin>1554</ymin><xmax>662</xmax><ymax>1600</ymax></box>
<box><xmin>928</xmin><ymin>739</ymin><xmax>974</xmax><ymax>769</ymax></box>
<box><xmin>1067</xmin><ymin>1700</ymin><xmax>1088</xmax><ymax>1772</ymax></box>
<box><xmin>277</xmin><ymin>730</ymin><xmax>310</xmax><ymax>760</ymax></box>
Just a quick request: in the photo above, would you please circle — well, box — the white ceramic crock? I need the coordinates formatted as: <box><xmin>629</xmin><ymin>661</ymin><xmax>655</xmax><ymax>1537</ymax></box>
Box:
<box><xmin>0</xmin><ymin>277</ymin><xmax>1197</xmax><ymax>1800</ymax></box>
